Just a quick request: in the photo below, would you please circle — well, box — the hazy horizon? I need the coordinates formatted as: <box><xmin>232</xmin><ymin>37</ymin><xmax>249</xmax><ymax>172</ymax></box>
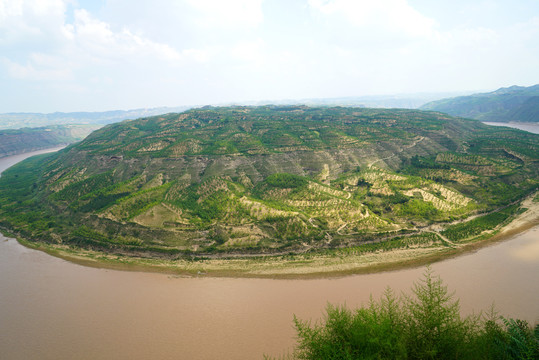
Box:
<box><xmin>1</xmin><ymin>0</ymin><xmax>538</xmax><ymax>113</ymax></box>
<box><xmin>0</xmin><ymin>89</ymin><xmax>479</xmax><ymax>115</ymax></box>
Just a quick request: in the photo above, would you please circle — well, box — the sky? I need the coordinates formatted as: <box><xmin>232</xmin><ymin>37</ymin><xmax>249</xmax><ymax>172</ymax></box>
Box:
<box><xmin>1</xmin><ymin>0</ymin><xmax>539</xmax><ymax>113</ymax></box>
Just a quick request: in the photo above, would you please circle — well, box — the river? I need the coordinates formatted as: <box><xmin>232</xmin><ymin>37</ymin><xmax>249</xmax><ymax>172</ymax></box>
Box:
<box><xmin>482</xmin><ymin>121</ymin><xmax>539</xmax><ymax>134</ymax></box>
<box><xmin>0</xmin><ymin>148</ymin><xmax>538</xmax><ymax>360</ymax></box>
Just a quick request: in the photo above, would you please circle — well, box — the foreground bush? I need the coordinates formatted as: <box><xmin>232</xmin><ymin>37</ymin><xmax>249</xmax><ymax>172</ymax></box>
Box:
<box><xmin>278</xmin><ymin>268</ymin><xmax>538</xmax><ymax>359</ymax></box>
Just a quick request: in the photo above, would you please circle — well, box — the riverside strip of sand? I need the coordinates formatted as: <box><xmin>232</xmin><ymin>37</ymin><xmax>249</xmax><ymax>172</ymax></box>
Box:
<box><xmin>496</xmin><ymin>195</ymin><xmax>539</xmax><ymax>235</ymax></box>
<box><xmin>9</xmin><ymin>191</ymin><xmax>538</xmax><ymax>279</ymax></box>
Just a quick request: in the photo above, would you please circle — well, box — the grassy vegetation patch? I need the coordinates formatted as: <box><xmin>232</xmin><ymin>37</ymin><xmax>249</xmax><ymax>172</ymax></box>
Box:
<box><xmin>398</xmin><ymin>198</ymin><xmax>440</xmax><ymax>219</ymax></box>
<box><xmin>441</xmin><ymin>204</ymin><xmax>521</xmax><ymax>242</ymax></box>
<box><xmin>265</xmin><ymin>173</ymin><xmax>309</xmax><ymax>189</ymax></box>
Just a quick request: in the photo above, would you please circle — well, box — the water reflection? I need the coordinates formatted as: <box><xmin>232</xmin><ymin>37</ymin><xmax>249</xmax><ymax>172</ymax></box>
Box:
<box><xmin>510</xmin><ymin>235</ymin><xmax>539</xmax><ymax>261</ymax></box>
<box><xmin>482</xmin><ymin>121</ymin><xmax>539</xmax><ymax>134</ymax></box>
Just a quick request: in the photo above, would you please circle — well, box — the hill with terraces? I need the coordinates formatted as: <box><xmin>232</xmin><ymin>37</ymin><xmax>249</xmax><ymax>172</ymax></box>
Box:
<box><xmin>0</xmin><ymin>106</ymin><xmax>537</xmax><ymax>259</ymax></box>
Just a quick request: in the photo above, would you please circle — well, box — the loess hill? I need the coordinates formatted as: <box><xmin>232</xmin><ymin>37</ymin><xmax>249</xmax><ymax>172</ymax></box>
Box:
<box><xmin>0</xmin><ymin>106</ymin><xmax>537</xmax><ymax>259</ymax></box>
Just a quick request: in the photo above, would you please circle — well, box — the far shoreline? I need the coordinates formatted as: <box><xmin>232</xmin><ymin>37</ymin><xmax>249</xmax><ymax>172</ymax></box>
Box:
<box><xmin>481</xmin><ymin>121</ymin><xmax>539</xmax><ymax>134</ymax></box>
<box><xmin>0</xmin><ymin>145</ymin><xmax>68</xmax><ymax>160</ymax></box>
<box><xmin>0</xmin><ymin>146</ymin><xmax>67</xmax><ymax>175</ymax></box>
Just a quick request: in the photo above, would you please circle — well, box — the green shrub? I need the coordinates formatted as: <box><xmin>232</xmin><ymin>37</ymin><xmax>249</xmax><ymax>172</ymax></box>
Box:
<box><xmin>265</xmin><ymin>173</ymin><xmax>308</xmax><ymax>189</ymax></box>
<box><xmin>442</xmin><ymin>204</ymin><xmax>519</xmax><ymax>242</ymax></box>
<box><xmin>398</xmin><ymin>198</ymin><xmax>439</xmax><ymax>219</ymax></box>
<box><xmin>280</xmin><ymin>268</ymin><xmax>538</xmax><ymax>360</ymax></box>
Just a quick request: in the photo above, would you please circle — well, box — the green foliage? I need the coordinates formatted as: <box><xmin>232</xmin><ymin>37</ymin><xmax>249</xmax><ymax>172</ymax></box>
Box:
<box><xmin>77</xmin><ymin>192</ymin><xmax>129</xmax><ymax>212</ymax></box>
<box><xmin>293</xmin><ymin>288</ymin><xmax>407</xmax><ymax>360</ymax></box>
<box><xmin>115</xmin><ymin>184</ymin><xmax>170</xmax><ymax>219</ymax></box>
<box><xmin>284</xmin><ymin>268</ymin><xmax>538</xmax><ymax>360</ymax></box>
<box><xmin>398</xmin><ymin>198</ymin><xmax>440</xmax><ymax>219</ymax></box>
<box><xmin>441</xmin><ymin>204</ymin><xmax>520</xmax><ymax>242</ymax></box>
<box><xmin>404</xmin><ymin>267</ymin><xmax>475</xmax><ymax>359</ymax></box>
<box><xmin>497</xmin><ymin>318</ymin><xmax>539</xmax><ymax>359</ymax></box>
<box><xmin>70</xmin><ymin>226</ymin><xmax>113</xmax><ymax>248</ymax></box>
<box><xmin>471</xmin><ymin>181</ymin><xmax>528</xmax><ymax>208</ymax></box>
<box><xmin>52</xmin><ymin>172</ymin><xmax>115</xmax><ymax>202</ymax></box>
<box><xmin>410</xmin><ymin>155</ymin><xmax>450</xmax><ymax>170</ymax></box>
<box><xmin>172</xmin><ymin>182</ymin><xmax>232</xmax><ymax>223</ymax></box>
<box><xmin>209</xmin><ymin>224</ymin><xmax>229</xmax><ymax>245</ymax></box>
<box><xmin>0</xmin><ymin>153</ymin><xmax>48</xmax><ymax>204</ymax></box>
<box><xmin>294</xmin><ymin>300</ymin><xmax>405</xmax><ymax>359</ymax></box>
<box><xmin>336</xmin><ymin>233</ymin><xmax>443</xmax><ymax>256</ymax></box>
<box><xmin>265</xmin><ymin>173</ymin><xmax>309</xmax><ymax>189</ymax></box>
<box><xmin>386</xmin><ymin>191</ymin><xmax>409</xmax><ymax>204</ymax></box>
<box><xmin>203</xmin><ymin>140</ymin><xmax>239</xmax><ymax>154</ymax></box>
<box><xmin>270</xmin><ymin>216</ymin><xmax>323</xmax><ymax>241</ymax></box>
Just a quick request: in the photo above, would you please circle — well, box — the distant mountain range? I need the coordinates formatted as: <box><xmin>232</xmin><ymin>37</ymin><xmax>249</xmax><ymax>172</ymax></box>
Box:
<box><xmin>0</xmin><ymin>93</ymin><xmax>473</xmax><ymax>131</ymax></box>
<box><xmin>421</xmin><ymin>84</ymin><xmax>539</xmax><ymax>123</ymax></box>
<box><xmin>0</xmin><ymin>107</ymin><xmax>190</xmax><ymax>130</ymax></box>
<box><xmin>2</xmin><ymin>85</ymin><xmax>536</xmax><ymax>136</ymax></box>
<box><xmin>235</xmin><ymin>92</ymin><xmax>473</xmax><ymax>109</ymax></box>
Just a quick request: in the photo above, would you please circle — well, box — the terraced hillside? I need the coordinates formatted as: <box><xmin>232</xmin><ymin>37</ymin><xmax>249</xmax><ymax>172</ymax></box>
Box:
<box><xmin>0</xmin><ymin>106</ymin><xmax>537</xmax><ymax>260</ymax></box>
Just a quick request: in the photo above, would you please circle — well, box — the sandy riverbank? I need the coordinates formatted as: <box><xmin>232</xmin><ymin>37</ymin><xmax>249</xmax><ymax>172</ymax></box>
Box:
<box><xmin>497</xmin><ymin>195</ymin><xmax>539</xmax><ymax>235</ymax></box>
<box><xmin>9</xmin><ymin>191</ymin><xmax>538</xmax><ymax>279</ymax></box>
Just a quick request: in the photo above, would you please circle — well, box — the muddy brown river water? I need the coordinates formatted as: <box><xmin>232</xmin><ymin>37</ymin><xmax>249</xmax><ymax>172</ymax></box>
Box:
<box><xmin>1</xmin><ymin>148</ymin><xmax>538</xmax><ymax>360</ymax></box>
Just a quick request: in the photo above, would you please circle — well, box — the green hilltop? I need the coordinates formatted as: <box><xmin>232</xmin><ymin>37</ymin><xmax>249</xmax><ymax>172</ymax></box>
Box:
<box><xmin>0</xmin><ymin>106</ymin><xmax>537</xmax><ymax>262</ymax></box>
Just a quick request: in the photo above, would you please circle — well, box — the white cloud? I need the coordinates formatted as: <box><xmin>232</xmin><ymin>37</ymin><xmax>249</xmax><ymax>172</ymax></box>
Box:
<box><xmin>0</xmin><ymin>0</ymin><xmax>65</xmax><ymax>20</ymax></box>
<box><xmin>0</xmin><ymin>0</ymin><xmax>68</xmax><ymax>46</ymax></box>
<box><xmin>1</xmin><ymin>0</ymin><xmax>539</xmax><ymax>112</ymax></box>
<box><xmin>0</xmin><ymin>1</ymin><xmax>189</xmax><ymax>84</ymax></box>
<box><xmin>308</xmin><ymin>0</ymin><xmax>437</xmax><ymax>38</ymax></box>
<box><xmin>71</xmin><ymin>9</ymin><xmax>182</xmax><ymax>62</ymax></box>
<box><xmin>511</xmin><ymin>15</ymin><xmax>539</xmax><ymax>44</ymax></box>
<box><xmin>1</xmin><ymin>55</ymin><xmax>72</xmax><ymax>80</ymax></box>
<box><xmin>230</xmin><ymin>38</ymin><xmax>265</xmax><ymax>63</ymax></box>
<box><xmin>185</xmin><ymin>0</ymin><xmax>264</xmax><ymax>29</ymax></box>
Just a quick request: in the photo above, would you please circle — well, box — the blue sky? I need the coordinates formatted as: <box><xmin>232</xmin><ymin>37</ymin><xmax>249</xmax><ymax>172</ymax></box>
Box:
<box><xmin>1</xmin><ymin>0</ymin><xmax>538</xmax><ymax>112</ymax></box>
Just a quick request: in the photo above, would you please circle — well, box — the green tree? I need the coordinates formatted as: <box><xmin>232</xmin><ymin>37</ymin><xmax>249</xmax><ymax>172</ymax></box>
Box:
<box><xmin>281</xmin><ymin>268</ymin><xmax>539</xmax><ymax>360</ymax></box>
<box><xmin>293</xmin><ymin>288</ymin><xmax>407</xmax><ymax>360</ymax></box>
<box><xmin>497</xmin><ymin>318</ymin><xmax>539</xmax><ymax>359</ymax></box>
<box><xmin>404</xmin><ymin>266</ymin><xmax>478</xmax><ymax>359</ymax></box>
